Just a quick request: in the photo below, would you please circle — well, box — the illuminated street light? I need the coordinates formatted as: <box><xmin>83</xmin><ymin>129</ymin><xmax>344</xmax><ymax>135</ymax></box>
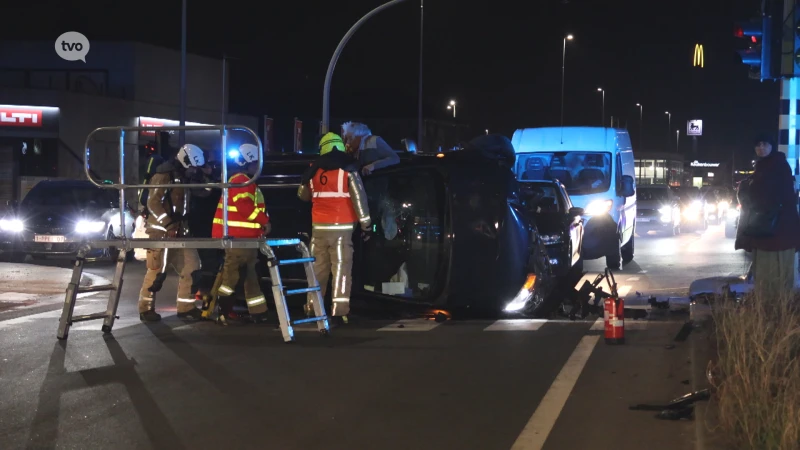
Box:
<box><xmin>597</xmin><ymin>87</ymin><xmax>605</xmax><ymax>127</ymax></box>
<box><xmin>447</xmin><ymin>100</ymin><xmax>456</xmax><ymax>118</ymax></box>
<box><xmin>560</xmin><ymin>34</ymin><xmax>574</xmax><ymax>135</ymax></box>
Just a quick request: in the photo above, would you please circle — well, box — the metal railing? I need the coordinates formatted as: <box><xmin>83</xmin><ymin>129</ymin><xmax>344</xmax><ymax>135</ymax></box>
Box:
<box><xmin>84</xmin><ymin>124</ymin><xmax>263</xmax><ymax>248</ymax></box>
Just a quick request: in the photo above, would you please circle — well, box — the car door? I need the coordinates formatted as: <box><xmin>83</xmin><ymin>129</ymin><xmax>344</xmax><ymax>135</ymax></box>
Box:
<box><xmin>559</xmin><ymin>183</ymin><xmax>583</xmax><ymax>264</ymax></box>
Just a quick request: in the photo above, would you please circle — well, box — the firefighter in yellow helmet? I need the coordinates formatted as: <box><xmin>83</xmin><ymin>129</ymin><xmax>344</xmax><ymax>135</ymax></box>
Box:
<box><xmin>297</xmin><ymin>133</ymin><xmax>371</xmax><ymax>326</ymax></box>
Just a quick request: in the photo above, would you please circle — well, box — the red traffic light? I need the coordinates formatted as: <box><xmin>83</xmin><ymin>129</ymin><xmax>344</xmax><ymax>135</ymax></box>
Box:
<box><xmin>734</xmin><ymin>25</ymin><xmax>744</xmax><ymax>37</ymax></box>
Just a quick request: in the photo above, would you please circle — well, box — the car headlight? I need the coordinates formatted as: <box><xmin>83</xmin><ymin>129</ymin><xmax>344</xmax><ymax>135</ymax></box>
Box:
<box><xmin>692</xmin><ymin>200</ymin><xmax>703</xmax><ymax>209</ymax></box>
<box><xmin>708</xmin><ymin>204</ymin><xmax>716</xmax><ymax>212</ymax></box>
<box><xmin>75</xmin><ymin>220</ymin><xmax>106</xmax><ymax>234</ymax></box>
<box><xmin>0</xmin><ymin>219</ymin><xmax>24</xmax><ymax>232</ymax></box>
<box><xmin>540</xmin><ymin>234</ymin><xmax>562</xmax><ymax>245</ymax></box>
<box><xmin>585</xmin><ymin>200</ymin><xmax>613</xmax><ymax>216</ymax></box>
<box><xmin>718</xmin><ymin>201</ymin><xmax>729</xmax><ymax>211</ymax></box>
<box><xmin>504</xmin><ymin>274</ymin><xmax>537</xmax><ymax>312</ymax></box>
<box><xmin>658</xmin><ymin>206</ymin><xmax>671</xmax><ymax>215</ymax></box>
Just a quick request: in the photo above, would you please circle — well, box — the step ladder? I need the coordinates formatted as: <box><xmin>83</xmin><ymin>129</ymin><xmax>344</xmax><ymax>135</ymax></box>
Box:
<box><xmin>57</xmin><ymin>244</ymin><xmax>127</xmax><ymax>340</ymax></box>
<box><xmin>261</xmin><ymin>238</ymin><xmax>329</xmax><ymax>343</ymax></box>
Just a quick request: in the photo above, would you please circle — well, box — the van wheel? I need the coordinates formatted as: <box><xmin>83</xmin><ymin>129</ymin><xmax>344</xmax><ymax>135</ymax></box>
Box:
<box><xmin>606</xmin><ymin>238</ymin><xmax>623</xmax><ymax>271</ymax></box>
<box><xmin>622</xmin><ymin>235</ymin><xmax>634</xmax><ymax>264</ymax></box>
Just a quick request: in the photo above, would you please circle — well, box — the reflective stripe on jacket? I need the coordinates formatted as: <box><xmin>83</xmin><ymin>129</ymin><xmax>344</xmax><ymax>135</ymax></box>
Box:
<box><xmin>212</xmin><ymin>173</ymin><xmax>269</xmax><ymax>238</ymax></box>
<box><xmin>299</xmin><ymin>168</ymin><xmax>370</xmax><ymax>229</ymax></box>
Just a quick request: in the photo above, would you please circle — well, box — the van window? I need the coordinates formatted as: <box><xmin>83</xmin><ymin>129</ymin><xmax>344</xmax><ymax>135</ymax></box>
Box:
<box><xmin>360</xmin><ymin>170</ymin><xmax>446</xmax><ymax>300</ymax></box>
<box><xmin>517</xmin><ymin>152</ymin><xmax>612</xmax><ymax>196</ymax></box>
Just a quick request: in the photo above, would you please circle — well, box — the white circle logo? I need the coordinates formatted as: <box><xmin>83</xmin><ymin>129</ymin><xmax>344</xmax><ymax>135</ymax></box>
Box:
<box><xmin>55</xmin><ymin>32</ymin><xmax>90</xmax><ymax>62</ymax></box>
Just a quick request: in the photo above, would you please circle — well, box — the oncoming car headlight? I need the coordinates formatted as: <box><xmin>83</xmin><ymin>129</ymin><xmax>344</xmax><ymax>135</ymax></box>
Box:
<box><xmin>0</xmin><ymin>219</ymin><xmax>24</xmax><ymax>232</ymax></box>
<box><xmin>75</xmin><ymin>220</ymin><xmax>106</xmax><ymax>234</ymax></box>
<box><xmin>585</xmin><ymin>200</ymin><xmax>613</xmax><ymax>216</ymax></box>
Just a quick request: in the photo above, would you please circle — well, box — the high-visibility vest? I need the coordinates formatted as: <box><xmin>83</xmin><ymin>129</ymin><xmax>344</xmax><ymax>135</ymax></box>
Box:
<box><xmin>310</xmin><ymin>168</ymin><xmax>357</xmax><ymax>224</ymax></box>
<box><xmin>212</xmin><ymin>173</ymin><xmax>269</xmax><ymax>238</ymax></box>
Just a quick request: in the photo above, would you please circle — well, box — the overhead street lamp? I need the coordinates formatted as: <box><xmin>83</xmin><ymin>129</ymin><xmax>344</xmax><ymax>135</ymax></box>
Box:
<box><xmin>321</xmin><ymin>0</ymin><xmax>409</xmax><ymax>134</ymax></box>
<box><xmin>597</xmin><ymin>87</ymin><xmax>605</xmax><ymax>127</ymax></box>
<box><xmin>447</xmin><ymin>100</ymin><xmax>456</xmax><ymax>118</ymax></box>
<box><xmin>635</xmin><ymin>103</ymin><xmax>643</xmax><ymax>150</ymax></box>
<box><xmin>664</xmin><ymin>111</ymin><xmax>671</xmax><ymax>143</ymax></box>
<box><xmin>676</xmin><ymin>129</ymin><xmax>680</xmax><ymax>152</ymax></box>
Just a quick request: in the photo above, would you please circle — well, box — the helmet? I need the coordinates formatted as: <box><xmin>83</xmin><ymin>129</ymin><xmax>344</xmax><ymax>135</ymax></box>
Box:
<box><xmin>232</xmin><ymin>143</ymin><xmax>259</xmax><ymax>166</ymax></box>
<box><xmin>319</xmin><ymin>132</ymin><xmax>345</xmax><ymax>155</ymax></box>
<box><xmin>176</xmin><ymin>144</ymin><xmax>205</xmax><ymax>169</ymax></box>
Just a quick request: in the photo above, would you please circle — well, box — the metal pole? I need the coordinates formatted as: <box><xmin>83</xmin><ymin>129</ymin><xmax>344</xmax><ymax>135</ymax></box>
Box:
<box><xmin>601</xmin><ymin>90</ymin><xmax>605</xmax><ymax>127</ymax></box>
<box><xmin>676</xmin><ymin>129</ymin><xmax>679</xmax><ymax>152</ymax></box>
<box><xmin>560</xmin><ymin>37</ymin><xmax>566</xmax><ymax>131</ymax></box>
<box><xmin>179</xmin><ymin>0</ymin><xmax>187</xmax><ymax>146</ymax></box>
<box><xmin>221</xmin><ymin>54</ymin><xmax>227</xmax><ymax>126</ymax></box>
<box><xmin>321</xmin><ymin>0</ymin><xmax>409</xmax><ymax>134</ymax></box>
<box><xmin>221</xmin><ymin>127</ymin><xmax>228</xmax><ymax>237</ymax></box>
<box><xmin>417</xmin><ymin>0</ymin><xmax>423</xmax><ymax>152</ymax></box>
<box><xmin>118</xmin><ymin>129</ymin><xmax>126</xmax><ymax>242</ymax></box>
<box><xmin>639</xmin><ymin>105</ymin><xmax>643</xmax><ymax>150</ymax></box>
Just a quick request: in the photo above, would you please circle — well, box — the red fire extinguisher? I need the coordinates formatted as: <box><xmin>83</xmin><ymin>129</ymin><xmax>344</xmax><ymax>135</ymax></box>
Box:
<box><xmin>603</xmin><ymin>268</ymin><xmax>625</xmax><ymax>345</ymax></box>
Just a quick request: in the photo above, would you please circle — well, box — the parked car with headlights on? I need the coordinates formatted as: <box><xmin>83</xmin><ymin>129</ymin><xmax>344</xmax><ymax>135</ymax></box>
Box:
<box><xmin>0</xmin><ymin>180</ymin><xmax>135</xmax><ymax>262</ymax></box>
<box><xmin>672</xmin><ymin>186</ymin><xmax>708</xmax><ymax>232</ymax></box>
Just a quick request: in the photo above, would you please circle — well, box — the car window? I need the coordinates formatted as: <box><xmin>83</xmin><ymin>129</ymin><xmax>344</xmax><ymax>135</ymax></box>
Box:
<box><xmin>360</xmin><ymin>169</ymin><xmax>446</xmax><ymax>300</ymax></box>
<box><xmin>22</xmin><ymin>184</ymin><xmax>110</xmax><ymax>207</ymax></box>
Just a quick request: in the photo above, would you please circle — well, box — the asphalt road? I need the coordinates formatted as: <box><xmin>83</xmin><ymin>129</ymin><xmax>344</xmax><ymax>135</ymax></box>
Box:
<box><xmin>0</xmin><ymin>224</ymin><xmax>739</xmax><ymax>450</ymax></box>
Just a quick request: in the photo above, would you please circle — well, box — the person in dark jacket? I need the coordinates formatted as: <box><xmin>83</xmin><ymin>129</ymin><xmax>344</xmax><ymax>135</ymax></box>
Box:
<box><xmin>735</xmin><ymin>133</ymin><xmax>800</xmax><ymax>297</ymax></box>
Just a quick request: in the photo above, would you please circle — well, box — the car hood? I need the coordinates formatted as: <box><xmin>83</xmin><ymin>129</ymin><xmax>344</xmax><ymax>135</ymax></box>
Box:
<box><xmin>532</xmin><ymin>213</ymin><xmax>564</xmax><ymax>236</ymax></box>
<box><xmin>18</xmin><ymin>206</ymin><xmax>107</xmax><ymax>226</ymax></box>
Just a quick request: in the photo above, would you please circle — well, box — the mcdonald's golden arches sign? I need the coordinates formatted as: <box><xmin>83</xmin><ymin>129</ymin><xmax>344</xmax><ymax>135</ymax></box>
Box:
<box><xmin>693</xmin><ymin>43</ymin><xmax>704</xmax><ymax>68</ymax></box>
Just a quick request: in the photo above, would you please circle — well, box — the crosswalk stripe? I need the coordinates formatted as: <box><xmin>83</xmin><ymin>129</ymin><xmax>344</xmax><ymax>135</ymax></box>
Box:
<box><xmin>378</xmin><ymin>318</ymin><xmax>441</xmax><ymax>332</ymax></box>
<box><xmin>483</xmin><ymin>319</ymin><xmax>547</xmax><ymax>331</ymax></box>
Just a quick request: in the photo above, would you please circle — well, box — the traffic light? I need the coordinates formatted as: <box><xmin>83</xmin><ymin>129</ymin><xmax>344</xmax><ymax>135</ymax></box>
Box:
<box><xmin>734</xmin><ymin>20</ymin><xmax>767</xmax><ymax>79</ymax></box>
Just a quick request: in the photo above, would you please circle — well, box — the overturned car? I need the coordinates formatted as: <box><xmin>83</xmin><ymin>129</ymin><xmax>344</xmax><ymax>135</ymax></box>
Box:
<box><xmin>192</xmin><ymin>135</ymin><xmax>563</xmax><ymax>318</ymax></box>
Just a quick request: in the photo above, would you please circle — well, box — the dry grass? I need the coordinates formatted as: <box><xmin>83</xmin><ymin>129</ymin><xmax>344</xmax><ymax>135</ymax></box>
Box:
<box><xmin>709</xmin><ymin>290</ymin><xmax>800</xmax><ymax>450</ymax></box>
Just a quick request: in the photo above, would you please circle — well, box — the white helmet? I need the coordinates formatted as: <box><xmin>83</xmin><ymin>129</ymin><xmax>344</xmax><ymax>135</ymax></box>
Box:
<box><xmin>176</xmin><ymin>144</ymin><xmax>205</xmax><ymax>168</ymax></box>
<box><xmin>234</xmin><ymin>143</ymin><xmax>259</xmax><ymax>167</ymax></box>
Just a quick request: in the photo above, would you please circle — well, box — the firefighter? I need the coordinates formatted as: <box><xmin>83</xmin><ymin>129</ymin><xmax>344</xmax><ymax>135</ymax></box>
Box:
<box><xmin>211</xmin><ymin>143</ymin><xmax>271</xmax><ymax>324</ymax></box>
<box><xmin>138</xmin><ymin>144</ymin><xmax>205</xmax><ymax>321</ymax></box>
<box><xmin>298</xmin><ymin>133</ymin><xmax>371</xmax><ymax>325</ymax></box>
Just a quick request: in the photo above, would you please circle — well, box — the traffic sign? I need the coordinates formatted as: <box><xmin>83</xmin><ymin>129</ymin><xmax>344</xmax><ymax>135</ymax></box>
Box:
<box><xmin>687</xmin><ymin>120</ymin><xmax>703</xmax><ymax>136</ymax></box>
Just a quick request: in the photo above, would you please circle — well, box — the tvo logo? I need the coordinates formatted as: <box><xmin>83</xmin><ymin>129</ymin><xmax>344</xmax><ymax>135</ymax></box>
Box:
<box><xmin>55</xmin><ymin>32</ymin><xmax>90</xmax><ymax>62</ymax></box>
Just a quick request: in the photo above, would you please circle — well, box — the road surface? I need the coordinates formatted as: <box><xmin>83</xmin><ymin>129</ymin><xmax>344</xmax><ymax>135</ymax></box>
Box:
<box><xmin>0</xmin><ymin>225</ymin><xmax>737</xmax><ymax>449</ymax></box>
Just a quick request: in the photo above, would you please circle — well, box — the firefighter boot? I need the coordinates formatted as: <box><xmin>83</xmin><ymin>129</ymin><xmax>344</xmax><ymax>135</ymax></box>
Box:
<box><xmin>139</xmin><ymin>294</ymin><xmax>162</xmax><ymax>322</ymax></box>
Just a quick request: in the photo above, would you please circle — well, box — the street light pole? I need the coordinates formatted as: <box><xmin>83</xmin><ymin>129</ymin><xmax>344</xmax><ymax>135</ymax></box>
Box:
<box><xmin>676</xmin><ymin>129</ymin><xmax>679</xmax><ymax>152</ymax></box>
<box><xmin>447</xmin><ymin>100</ymin><xmax>456</xmax><ymax>118</ymax></box>
<box><xmin>636</xmin><ymin>103</ymin><xmax>643</xmax><ymax>150</ymax></box>
<box><xmin>417</xmin><ymin>0</ymin><xmax>424</xmax><ymax>152</ymax></box>
<box><xmin>179</xmin><ymin>0</ymin><xmax>187</xmax><ymax>146</ymax></box>
<box><xmin>597</xmin><ymin>87</ymin><xmax>605</xmax><ymax>127</ymax></box>
<box><xmin>560</xmin><ymin>34</ymin><xmax>574</xmax><ymax>130</ymax></box>
<box><xmin>321</xmin><ymin>0</ymin><xmax>409</xmax><ymax>134</ymax></box>
<box><xmin>665</xmin><ymin>111</ymin><xmax>671</xmax><ymax>143</ymax></box>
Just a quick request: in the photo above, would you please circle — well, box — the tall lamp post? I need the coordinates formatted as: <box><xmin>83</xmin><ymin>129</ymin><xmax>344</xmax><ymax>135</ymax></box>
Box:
<box><xmin>664</xmin><ymin>111</ymin><xmax>671</xmax><ymax>143</ymax></box>
<box><xmin>635</xmin><ymin>103</ymin><xmax>643</xmax><ymax>150</ymax></box>
<box><xmin>447</xmin><ymin>100</ymin><xmax>456</xmax><ymax>118</ymax></box>
<box><xmin>597</xmin><ymin>87</ymin><xmax>605</xmax><ymax>127</ymax></box>
<box><xmin>560</xmin><ymin>34</ymin><xmax>574</xmax><ymax>130</ymax></box>
<box><xmin>676</xmin><ymin>129</ymin><xmax>680</xmax><ymax>152</ymax></box>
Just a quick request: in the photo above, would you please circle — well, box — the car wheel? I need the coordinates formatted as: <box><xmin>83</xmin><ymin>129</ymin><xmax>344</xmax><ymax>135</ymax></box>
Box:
<box><xmin>621</xmin><ymin>234</ymin><xmax>634</xmax><ymax>264</ymax></box>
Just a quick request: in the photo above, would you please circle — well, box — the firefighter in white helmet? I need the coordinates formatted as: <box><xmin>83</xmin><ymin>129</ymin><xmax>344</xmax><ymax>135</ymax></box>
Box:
<box><xmin>209</xmin><ymin>143</ymin><xmax>271</xmax><ymax>324</ymax></box>
<box><xmin>138</xmin><ymin>143</ymin><xmax>205</xmax><ymax>322</ymax></box>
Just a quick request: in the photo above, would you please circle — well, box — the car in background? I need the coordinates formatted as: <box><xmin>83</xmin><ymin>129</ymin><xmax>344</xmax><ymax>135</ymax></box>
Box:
<box><xmin>518</xmin><ymin>180</ymin><xmax>585</xmax><ymax>276</ymax></box>
<box><xmin>724</xmin><ymin>183</ymin><xmax>743</xmax><ymax>238</ymax></box>
<box><xmin>671</xmin><ymin>186</ymin><xmax>708</xmax><ymax>232</ymax></box>
<box><xmin>635</xmin><ymin>185</ymin><xmax>681</xmax><ymax>235</ymax></box>
<box><xmin>700</xmin><ymin>187</ymin><xmax>731</xmax><ymax>225</ymax></box>
<box><xmin>0</xmin><ymin>180</ymin><xmax>135</xmax><ymax>262</ymax></box>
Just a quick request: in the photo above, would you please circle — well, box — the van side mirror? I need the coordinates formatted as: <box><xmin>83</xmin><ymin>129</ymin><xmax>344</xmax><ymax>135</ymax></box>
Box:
<box><xmin>619</xmin><ymin>175</ymin><xmax>635</xmax><ymax>198</ymax></box>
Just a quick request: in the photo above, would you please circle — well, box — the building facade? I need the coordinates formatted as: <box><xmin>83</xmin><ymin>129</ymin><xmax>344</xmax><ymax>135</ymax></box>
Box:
<box><xmin>0</xmin><ymin>41</ymin><xmax>258</xmax><ymax>207</ymax></box>
<box><xmin>633</xmin><ymin>152</ymin><xmax>684</xmax><ymax>186</ymax></box>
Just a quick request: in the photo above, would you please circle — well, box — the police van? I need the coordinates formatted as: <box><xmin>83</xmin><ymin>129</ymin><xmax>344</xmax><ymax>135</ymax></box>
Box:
<box><xmin>511</xmin><ymin>127</ymin><xmax>637</xmax><ymax>269</ymax></box>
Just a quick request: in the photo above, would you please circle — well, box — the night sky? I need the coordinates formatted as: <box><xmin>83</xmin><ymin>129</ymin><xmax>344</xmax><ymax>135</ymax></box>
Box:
<box><xmin>2</xmin><ymin>0</ymin><xmax>778</xmax><ymax>165</ymax></box>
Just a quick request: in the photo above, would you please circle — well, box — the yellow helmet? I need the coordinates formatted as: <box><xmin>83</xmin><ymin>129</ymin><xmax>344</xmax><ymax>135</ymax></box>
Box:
<box><xmin>319</xmin><ymin>132</ymin><xmax>345</xmax><ymax>155</ymax></box>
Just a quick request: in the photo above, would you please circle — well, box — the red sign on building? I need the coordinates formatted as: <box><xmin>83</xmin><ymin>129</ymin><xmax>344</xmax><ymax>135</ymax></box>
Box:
<box><xmin>0</xmin><ymin>107</ymin><xmax>43</xmax><ymax>127</ymax></box>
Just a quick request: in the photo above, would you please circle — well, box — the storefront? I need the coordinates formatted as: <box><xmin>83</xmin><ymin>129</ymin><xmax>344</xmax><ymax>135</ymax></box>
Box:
<box><xmin>633</xmin><ymin>152</ymin><xmax>683</xmax><ymax>186</ymax></box>
<box><xmin>0</xmin><ymin>104</ymin><xmax>61</xmax><ymax>207</ymax></box>
<box><xmin>685</xmin><ymin>160</ymin><xmax>727</xmax><ymax>188</ymax></box>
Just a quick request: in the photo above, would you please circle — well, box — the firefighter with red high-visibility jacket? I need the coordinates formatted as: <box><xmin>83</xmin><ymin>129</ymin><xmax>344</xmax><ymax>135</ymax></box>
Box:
<box><xmin>211</xmin><ymin>143</ymin><xmax>270</xmax><ymax>323</ymax></box>
<box><xmin>297</xmin><ymin>132</ymin><xmax>371</xmax><ymax>326</ymax></box>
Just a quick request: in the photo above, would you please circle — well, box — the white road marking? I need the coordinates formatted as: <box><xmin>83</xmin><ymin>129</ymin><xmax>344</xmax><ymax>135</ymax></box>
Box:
<box><xmin>378</xmin><ymin>318</ymin><xmax>441</xmax><ymax>332</ymax></box>
<box><xmin>638</xmin><ymin>270</ymin><xmax>647</xmax><ymax>274</ymax></box>
<box><xmin>509</xmin><ymin>335</ymin><xmax>600</xmax><ymax>450</ymax></box>
<box><xmin>626</xmin><ymin>277</ymin><xmax>640</xmax><ymax>282</ymax></box>
<box><xmin>0</xmin><ymin>292</ymin><xmax>39</xmax><ymax>301</ymax></box>
<box><xmin>484</xmin><ymin>319</ymin><xmax>547</xmax><ymax>331</ymax></box>
<box><xmin>590</xmin><ymin>317</ymin><xmax>604</xmax><ymax>331</ymax></box>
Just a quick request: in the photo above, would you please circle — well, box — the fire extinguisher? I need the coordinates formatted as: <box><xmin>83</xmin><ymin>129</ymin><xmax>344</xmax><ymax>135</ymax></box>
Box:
<box><xmin>603</xmin><ymin>268</ymin><xmax>625</xmax><ymax>345</ymax></box>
